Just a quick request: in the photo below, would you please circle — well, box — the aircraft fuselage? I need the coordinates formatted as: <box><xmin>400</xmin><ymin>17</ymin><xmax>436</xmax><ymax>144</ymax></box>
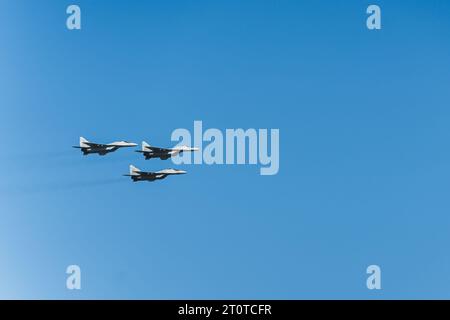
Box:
<box><xmin>82</xmin><ymin>146</ymin><xmax>118</xmax><ymax>156</ymax></box>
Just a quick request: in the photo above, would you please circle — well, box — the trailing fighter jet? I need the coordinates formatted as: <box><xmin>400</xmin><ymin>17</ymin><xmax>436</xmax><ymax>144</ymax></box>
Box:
<box><xmin>136</xmin><ymin>141</ymin><xmax>199</xmax><ymax>160</ymax></box>
<box><xmin>124</xmin><ymin>165</ymin><xmax>187</xmax><ymax>182</ymax></box>
<box><xmin>73</xmin><ymin>137</ymin><xmax>137</xmax><ymax>156</ymax></box>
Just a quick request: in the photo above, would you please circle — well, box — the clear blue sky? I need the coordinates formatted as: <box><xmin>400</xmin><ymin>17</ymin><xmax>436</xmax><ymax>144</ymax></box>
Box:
<box><xmin>1</xmin><ymin>0</ymin><xmax>450</xmax><ymax>299</ymax></box>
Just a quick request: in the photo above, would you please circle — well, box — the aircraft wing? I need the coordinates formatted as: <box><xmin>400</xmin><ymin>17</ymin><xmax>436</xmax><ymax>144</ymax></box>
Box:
<box><xmin>139</xmin><ymin>171</ymin><xmax>168</xmax><ymax>179</ymax></box>
<box><xmin>83</xmin><ymin>142</ymin><xmax>108</xmax><ymax>148</ymax></box>
<box><xmin>139</xmin><ymin>171</ymin><xmax>158</xmax><ymax>177</ymax></box>
<box><xmin>145</xmin><ymin>146</ymin><xmax>172</xmax><ymax>153</ymax></box>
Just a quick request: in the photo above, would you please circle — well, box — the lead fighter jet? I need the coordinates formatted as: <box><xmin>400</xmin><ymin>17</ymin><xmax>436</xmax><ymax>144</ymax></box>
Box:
<box><xmin>136</xmin><ymin>141</ymin><xmax>199</xmax><ymax>160</ymax></box>
<box><xmin>73</xmin><ymin>137</ymin><xmax>137</xmax><ymax>156</ymax></box>
<box><xmin>124</xmin><ymin>165</ymin><xmax>186</xmax><ymax>182</ymax></box>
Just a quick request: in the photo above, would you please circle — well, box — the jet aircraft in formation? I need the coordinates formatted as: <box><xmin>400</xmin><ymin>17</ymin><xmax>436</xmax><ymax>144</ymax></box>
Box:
<box><xmin>136</xmin><ymin>141</ymin><xmax>199</xmax><ymax>160</ymax></box>
<box><xmin>124</xmin><ymin>165</ymin><xmax>186</xmax><ymax>182</ymax></box>
<box><xmin>74</xmin><ymin>137</ymin><xmax>197</xmax><ymax>183</ymax></box>
<box><xmin>73</xmin><ymin>137</ymin><xmax>137</xmax><ymax>156</ymax></box>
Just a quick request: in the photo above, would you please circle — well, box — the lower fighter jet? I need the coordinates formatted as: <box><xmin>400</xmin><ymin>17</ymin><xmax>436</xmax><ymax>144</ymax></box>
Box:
<box><xmin>124</xmin><ymin>165</ymin><xmax>187</xmax><ymax>182</ymax></box>
<box><xmin>136</xmin><ymin>141</ymin><xmax>199</xmax><ymax>160</ymax></box>
<box><xmin>73</xmin><ymin>137</ymin><xmax>137</xmax><ymax>156</ymax></box>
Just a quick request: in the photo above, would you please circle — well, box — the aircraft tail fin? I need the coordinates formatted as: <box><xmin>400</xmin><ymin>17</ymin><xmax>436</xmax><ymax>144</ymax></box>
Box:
<box><xmin>142</xmin><ymin>141</ymin><xmax>151</xmax><ymax>150</ymax></box>
<box><xmin>130</xmin><ymin>165</ymin><xmax>141</xmax><ymax>175</ymax></box>
<box><xmin>80</xmin><ymin>137</ymin><xmax>90</xmax><ymax>148</ymax></box>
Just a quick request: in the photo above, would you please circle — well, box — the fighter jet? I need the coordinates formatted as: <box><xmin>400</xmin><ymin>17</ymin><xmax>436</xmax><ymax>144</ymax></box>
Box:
<box><xmin>124</xmin><ymin>165</ymin><xmax>187</xmax><ymax>182</ymax></box>
<box><xmin>73</xmin><ymin>137</ymin><xmax>137</xmax><ymax>156</ymax></box>
<box><xmin>136</xmin><ymin>141</ymin><xmax>199</xmax><ymax>160</ymax></box>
